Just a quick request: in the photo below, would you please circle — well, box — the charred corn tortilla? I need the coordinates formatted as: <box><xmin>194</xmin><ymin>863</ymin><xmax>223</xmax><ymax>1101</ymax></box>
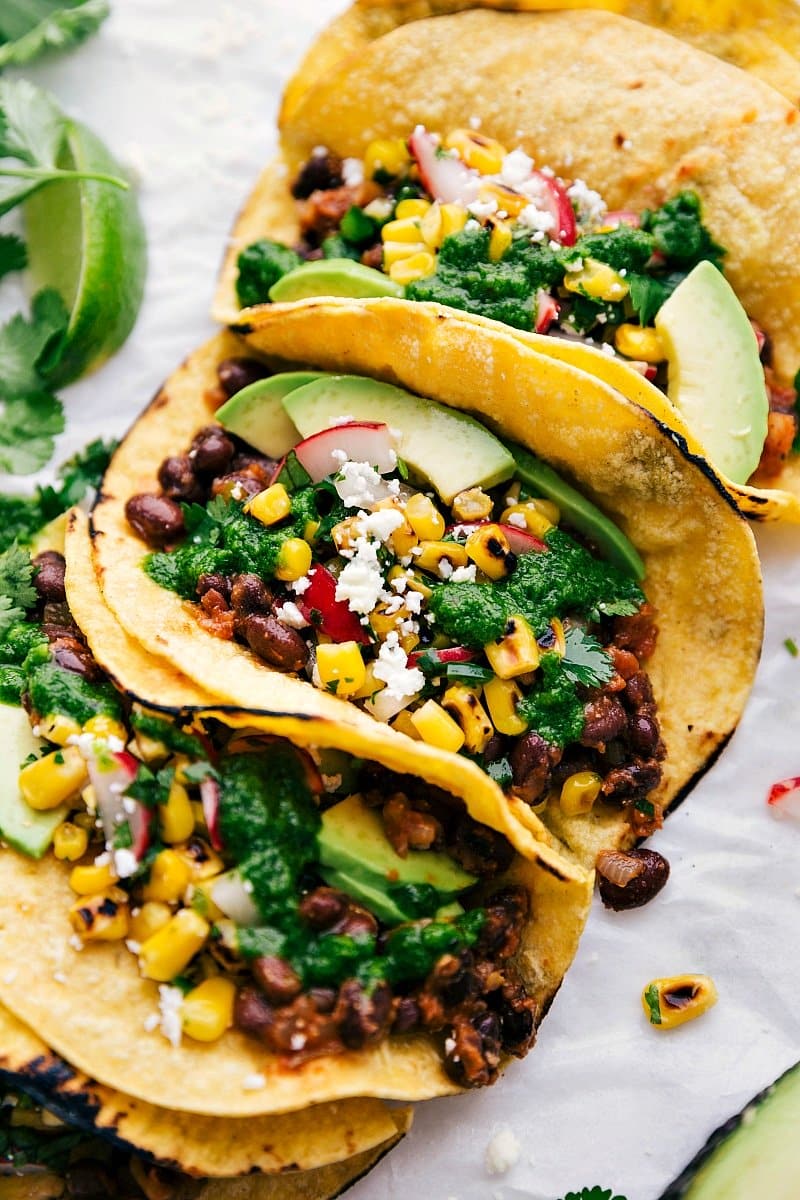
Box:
<box><xmin>88</xmin><ymin>312</ymin><xmax>762</xmax><ymax>869</ymax></box>
<box><xmin>215</xmin><ymin>6</ymin><xmax>800</xmax><ymax>520</ymax></box>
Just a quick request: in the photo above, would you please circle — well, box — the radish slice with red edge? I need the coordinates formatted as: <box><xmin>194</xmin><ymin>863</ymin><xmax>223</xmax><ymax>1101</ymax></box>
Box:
<box><xmin>293</xmin><ymin>422</ymin><xmax>396</xmax><ymax>483</ymax></box>
<box><xmin>767</xmin><ymin>777</ymin><xmax>800</xmax><ymax>820</ymax></box>
<box><xmin>408</xmin><ymin>646</ymin><xmax>475</xmax><ymax>668</ymax></box>
<box><xmin>531</xmin><ymin>170</ymin><xmax>576</xmax><ymax>246</ymax></box>
<box><xmin>298</xmin><ymin>564</ymin><xmax>371</xmax><ymax>644</ymax></box>
<box><xmin>86</xmin><ymin>746</ymin><xmax>153</xmax><ymax>871</ymax></box>
<box><xmin>535</xmin><ymin>290</ymin><xmax>560</xmax><ymax>334</ymax></box>
<box><xmin>448</xmin><ymin>521</ymin><xmax>548</xmax><ymax>555</ymax></box>
<box><xmin>201</xmin><ymin>777</ymin><xmax>223</xmax><ymax>850</ymax></box>
<box><xmin>409</xmin><ymin>126</ymin><xmax>479</xmax><ymax>206</ymax></box>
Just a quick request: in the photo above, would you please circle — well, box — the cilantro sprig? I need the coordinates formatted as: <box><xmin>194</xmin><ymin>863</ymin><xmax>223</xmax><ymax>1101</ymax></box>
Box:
<box><xmin>559</xmin><ymin>1189</ymin><xmax>627</xmax><ymax>1200</ymax></box>
<box><xmin>560</xmin><ymin>625</ymin><xmax>614</xmax><ymax>689</ymax></box>
<box><xmin>0</xmin><ymin>542</ymin><xmax>37</xmax><ymax>638</ymax></box>
<box><xmin>0</xmin><ymin>1</ymin><xmax>108</xmax><ymax>70</ymax></box>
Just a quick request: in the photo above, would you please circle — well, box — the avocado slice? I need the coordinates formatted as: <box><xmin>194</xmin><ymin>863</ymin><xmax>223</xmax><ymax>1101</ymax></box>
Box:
<box><xmin>284</xmin><ymin>376</ymin><xmax>515</xmax><ymax>503</ymax></box>
<box><xmin>508</xmin><ymin>441</ymin><xmax>645</xmax><ymax>580</ymax></box>
<box><xmin>269</xmin><ymin>259</ymin><xmax>404</xmax><ymax>303</ymax></box>
<box><xmin>216</xmin><ymin>372</ymin><xmax>324</xmax><ymax>458</ymax></box>
<box><xmin>660</xmin><ymin>1061</ymin><xmax>800</xmax><ymax>1199</ymax></box>
<box><xmin>655</xmin><ymin>260</ymin><xmax>769</xmax><ymax>485</ymax></box>
<box><xmin>0</xmin><ymin>705</ymin><xmax>68</xmax><ymax>858</ymax></box>
<box><xmin>318</xmin><ymin>794</ymin><xmax>477</xmax><ymax>919</ymax></box>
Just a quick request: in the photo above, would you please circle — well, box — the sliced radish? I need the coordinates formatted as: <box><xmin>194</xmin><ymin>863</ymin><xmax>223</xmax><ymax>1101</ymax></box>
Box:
<box><xmin>293</xmin><ymin>422</ymin><xmax>396</xmax><ymax>483</ymax></box>
<box><xmin>448</xmin><ymin>521</ymin><xmax>548</xmax><ymax>555</ymax></box>
<box><xmin>750</xmin><ymin>320</ymin><xmax>767</xmax><ymax>357</ymax></box>
<box><xmin>602</xmin><ymin>210</ymin><xmax>641</xmax><ymax>230</ymax></box>
<box><xmin>535</xmin><ymin>290</ymin><xmax>560</xmax><ymax>334</ymax></box>
<box><xmin>408</xmin><ymin>646</ymin><xmax>475</xmax><ymax>668</ymax></box>
<box><xmin>627</xmin><ymin>360</ymin><xmax>659</xmax><ymax>382</ymax></box>
<box><xmin>210</xmin><ymin>871</ymin><xmax>261</xmax><ymax>926</ymax></box>
<box><xmin>531</xmin><ymin>170</ymin><xmax>576</xmax><ymax>246</ymax></box>
<box><xmin>767</xmin><ymin>777</ymin><xmax>800</xmax><ymax>820</ymax></box>
<box><xmin>86</xmin><ymin>746</ymin><xmax>153</xmax><ymax>868</ymax></box>
<box><xmin>409</xmin><ymin>126</ymin><xmax>479</xmax><ymax>206</ymax></box>
<box><xmin>298</xmin><ymin>564</ymin><xmax>371</xmax><ymax>644</ymax></box>
<box><xmin>200</xmin><ymin>777</ymin><xmax>223</xmax><ymax>851</ymax></box>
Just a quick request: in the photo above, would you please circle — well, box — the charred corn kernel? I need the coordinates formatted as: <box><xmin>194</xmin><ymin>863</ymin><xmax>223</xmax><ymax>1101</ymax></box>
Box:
<box><xmin>370</xmin><ymin>605</ymin><xmax>402</xmax><ymax>641</ymax></box>
<box><xmin>143</xmin><ymin>849</ymin><xmax>191</xmax><ymax>903</ymax></box>
<box><xmin>483</xmin><ymin>676</ymin><xmax>527</xmax><ymax>736</ymax></box>
<box><xmin>245</xmin><ymin>483</ymin><xmax>291</xmax><ymax>527</ymax></box>
<box><xmin>420</xmin><ymin>203</ymin><xmax>443</xmax><ymax>249</ymax></box>
<box><xmin>303</xmin><ymin>519</ymin><xmax>321</xmax><ymax>543</ymax></box>
<box><xmin>53</xmin><ymin>822</ymin><xmax>89</xmax><ymax>862</ymax></box>
<box><xmin>440</xmin><ymin>203</ymin><xmax>468</xmax><ymax>239</ymax></box>
<box><xmin>382</xmin><ymin>240</ymin><xmax>427</xmax><ymax>268</ymax></box>
<box><xmin>614</xmin><ymin>323</ymin><xmax>666</xmax><ymax>363</ymax></box>
<box><xmin>559</xmin><ymin>771</ymin><xmax>603</xmax><ymax>816</ymax></box>
<box><xmin>388</xmin><ymin>519</ymin><xmax>418</xmax><ymax>559</ymax></box>
<box><xmin>452</xmin><ymin>487</ymin><xmax>493</xmax><ymax>522</ymax></box>
<box><xmin>130</xmin><ymin>901</ymin><xmax>173</xmax><ymax>944</ymax></box>
<box><xmin>316</xmin><ymin>641</ymin><xmax>366</xmax><ymax>698</ymax></box>
<box><xmin>395</xmin><ymin>197</ymin><xmax>430</xmax><ymax>220</ymax></box>
<box><xmin>131</xmin><ymin>730</ymin><xmax>168</xmax><ymax>764</ymax></box>
<box><xmin>189</xmin><ymin>880</ymin><xmax>224</xmax><ymax>922</ymax></box>
<box><xmin>275</xmin><ymin>538</ymin><xmax>312</xmax><ymax>582</ymax></box>
<box><xmin>73</xmin><ymin>808</ymin><xmax>95</xmax><ymax>830</ymax></box>
<box><xmin>414</xmin><ymin>540</ymin><xmax>469</xmax><ymax>575</ymax></box>
<box><xmin>391</xmin><ymin>710</ymin><xmax>421</xmax><ymax>740</ymax></box>
<box><xmin>364</xmin><ymin>137</ymin><xmax>409</xmax><ymax>180</ymax></box>
<box><xmin>442</xmin><ymin>686</ymin><xmax>493</xmax><ymax>754</ymax></box>
<box><xmin>405</xmin><ymin>493</ymin><xmax>446</xmax><ymax>540</ymax></box>
<box><xmin>489</xmin><ymin>220</ymin><xmax>513</xmax><ymax>262</ymax></box>
<box><xmin>527</xmin><ymin>497</ymin><xmax>560</xmax><ymax>526</ymax></box>
<box><xmin>564</xmin><ymin>257</ymin><xmax>629</xmax><ymax>302</ymax></box>
<box><xmin>465</xmin><ymin>524</ymin><xmax>514</xmax><ymax>580</ymax></box>
<box><xmin>159</xmin><ymin>780</ymin><xmax>195</xmax><ymax>845</ymax></box>
<box><xmin>69</xmin><ymin>887</ymin><xmax>129</xmax><ymax>942</ymax></box>
<box><xmin>642</xmin><ymin>974</ymin><xmax>718</xmax><ymax>1030</ymax></box>
<box><xmin>38</xmin><ymin>713</ymin><xmax>81</xmax><ymax>747</ymax></box>
<box><xmin>381</xmin><ymin>216</ymin><xmax>424</xmax><ymax>243</ymax></box>
<box><xmin>501</xmin><ymin>501</ymin><xmax>553</xmax><ymax>537</ymax></box>
<box><xmin>388</xmin><ymin>251</ymin><xmax>436</xmax><ymax>286</ymax></box>
<box><xmin>484</xmin><ymin>615</ymin><xmax>540</xmax><ymax>679</ymax></box>
<box><xmin>547</xmin><ymin>617</ymin><xmax>566</xmax><ymax>658</ymax></box>
<box><xmin>138</xmin><ymin>909</ymin><xmax>210</xmax><ymax>983</ymax></box>
<box><xmin>332</xmin><ymin>516</ymin><xmax>363</xmax><ymax>553</ymax></box>
<box><xmin>182</xmin><ymin>976</ymin><xmax>236</xmax><ymax>1042</ymax></box>
<box><xmin>20</xmin><ymin>747</ymin><xmax>89</xmax><ymax>812</ymax></box>
<box><xmin>478</xmin><ymin>181</ymin><xmax>528</xmax><ymax>218</ymax></box>
<box><xmin>174</xmin><ymin>839</ymin><xmax>224</xmax><ymax>881</ymax></box>
<box><xmin>410</xmin><ymin>700</ymin><xmax>465</xmax><ymax>753</ymax></box>
<box><xmin>83</xmin><ymin>714</ymin><xmax>128</xmax><ymax>743</ymax></box>
<box><xmin>445</xmin><ymin>129</ymin><xmax>508</xmax><ymax>174</ymax></box>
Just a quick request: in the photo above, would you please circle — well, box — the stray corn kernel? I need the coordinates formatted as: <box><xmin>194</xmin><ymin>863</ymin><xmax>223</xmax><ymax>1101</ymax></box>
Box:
<box><xmin>440</xmin><ymin>204</ymin><xmax>468</xmax><ymax>239</ymax></box>
<box><xmin>483</xmin><ymin>676</ymin><xmax>527</xmax><ymax>736</ymax></box>
<box><xmin>547</xmin><ymin>617</ymin><xmax>567</xmax><ymax>658</ymax></box>
<box><xmin>391</xmin><ymin>710</ymin><xmax>421</xmax><ymax>740</ymax></box>
<box><xmin>130</xmin><ymin>901</ymin><xmax>173</xmax><ymax>944</ymax></box>
<box><xmin>478</xmin><ymin>181</ymin><xmax>528</xmax><ymax>218</ymax></box>
<box><xmin>560</xmin><ymin>771</ymin><xmax>603</xmax><ymax>817</ymax></box>
<box><xmin>381</xmin><ymin>216</ymin><xmax>425</xmax><ymax>244</ymax></box>
<box><xmin>411</xmin><ymin>700</ymin><xmax>465</xmax><ymax>753</ymax></box>
<box><xmin>382</xmin><ymin>240</ymin><xmax>427</xmax><ymax>269</ymax></box>
<box><xmin>316</xmin><ymin>641</ymin><xmax>366</xmax><ymax>698</ymax></box>
<box><xmin>160</xmin><ymin>780</ymin><xmax>195</xmax><ymax>845</ymax></box>
<box><xmin>69</xmin><ymin>861</ymin><xmax>118</xmax><ymax>894</ymax></box>
<box><xmin>395</xmin><ymin>197</ymin><xmax>431</xmax><ymax>220</ymax></box>
<box><xmin>389</xmin><ymin>251</ymin><xmax>437</xmax><ymax>286</ymax></box>
<box><xmin>501</xmin><ymin>501</ymin><xmax>554</xmax><ymax>538</ymax></box>
<box><xmin>452</xmin><ymin>488</ymin><xmax>493</xmax><ymax>523</ymax></box>
<box><xmin>182</xmin><ymin>976</ymin><xmax>237</xmax><ymax>1043</ymax></box>
<box><xmin>331</xmin><ymin>516</ymin><xmax>363</xmax><ymax>553</ymax></box>
<box><xmin>138</xmin><ymin>909</ymin><xmax>210</xmax><ymax>983</ymax></box>
<box><xmin>143</xmin><ymin>849</ymin><xmax>191</xmax><ymax>904</ymax></box>
<box><xmin>484</xmin><ymin>615</ymin><xmax>540</xmax><ymax>680</ymax></box>
<box><xmin>465</xmin><ymin>524</ymin><xmax>514</xmax><ymax>580</ymax></box>
<box><xmin>489</xmin><ymin>220</ymin><xmax>512</xmax><ymax>262</ymax></box>
<box><xmin>414</xmin><ymin>540</ymin><xmax>469</xmax><ymax>576</ymax></box>
<box><xmin>405</xmin><ymin>493</ymin><xmax>446</xmax><ymax>541</ymax></box>
<box><xmin>642</xmin><ymin>975</ymin><xmax>718</xmax><ymax>1030</ymax></box>
<box><xmin>174</xmin><ymin>839</ymin><xmax>224</xmax><ymax>881</ymax></box>
<box><xmin>420</xmin><ymin>203</ymin><xmax>444</xmax><ymax>249</ymax></box>
<box><xmin>19</xmin><ymin>746</ymin><xmax>88</xmax><ymax>812</ymax></box>
<box><xmin>83</xmin><ymin>714</ymin><xmax>128</xmax><ymax>743</ymax></box>
<box><xmin>364</xmin><ymin>138</ymin><xmax>409</xmax><ymax>180</ymax></box>
<box><xmin>275</xmin><ymin>538</ymin><xmax>312</xmax><ymax>582</ymax></box>
<box><xmin>445</xmin><ymin>129</ymin><xmax>508</xmax><ymax>175</ymax></box>
<box><xmin>442</xmin><ymin>686</ymin><xmax>493</xmax><ymax>754</ymax></box>
<box><xmin>245</xmin><ymin>483</ymin><xmax>291</xmax><ymax>527</ymax></box>
<box><xmin>614</xmin><ymin>323</ymin><xmax>666</xmax><ymax>363</ymax></box>
<box><xmin>564</xmin><ymin>257</ymin><xmax>629</xmax><ymax>303</ymax></box>
<box><xmin>53</xmin><ymin>822</ymin><xmax>89</xmax><ymax>862</ymax></box>
<box><xmin>69</xmin><ymin>887</ymin><xmax>129</xmax><ymax>942</ymax></box>
<box><xmin>37</xmin><ymin>713</ymin><xmax>81</xmax><ymax>747</ymax></box>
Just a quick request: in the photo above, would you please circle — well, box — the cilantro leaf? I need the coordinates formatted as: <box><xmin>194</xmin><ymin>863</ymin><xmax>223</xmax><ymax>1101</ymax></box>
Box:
<box><xmin>0</xmin><ymin>232</ymin><xmax>26</xmax><ymax>279</ymax></box>
<box><xmin>0</xmin><ymin>1</ymin><xmax>109</xmax><ymax>69</ymax></box>
<box><xmin>0</xmin><ymin>289</ymin><xmax>68</xmax><ymax>475</ymax></box>
<box><xmin>559</xmin><ymin>1189</ymin><xmax>627</xmax><ymax>1200</ymax></box>
<box><xmin>593</xmin><ymin>597</ymin><xmax>640</xmax><ymax>619</ymax></box>
<box><xmin>644</xmin><ymin>983</ymin><xmax>662</xmax><ymax>1025</ymax></box>
<box><xmin>36</xmin><ymin>436</ymin><xmax>116</xmax><ymax>520</ymax></box>
<box><xmin>126</xmin><ymin>764</ymin><xmax>175</xmax><ymax>810</ymax></box>
<box><xmin>560</xmin><ymin>625</ymin><xmax>615</xmax><ymax>688</ymax></box>
<box><xmin>180</xmin><ymin>761</ymin><xmax>219</xmax><ymax>785</ymax></box>
<box><xmin>0</xmin><ymin>543</ymin><xmax>37</xmax><ymax>638</ymax></box>
<box><xmin>626</xmin><ymin>273</ymin><xmax>669</xmax><ymax>327</ymax></box>
<box><xmin>0</xmin><ymin>389</ymin><xmax>64</xmax><ymax>474</ymax></box>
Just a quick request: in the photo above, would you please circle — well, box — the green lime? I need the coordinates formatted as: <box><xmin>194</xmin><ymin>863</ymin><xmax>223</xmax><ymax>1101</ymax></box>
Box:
<box><xmin>24</xmin><ymin>118</ymin><xmax>147</xmax><ymax>387</ymax></box>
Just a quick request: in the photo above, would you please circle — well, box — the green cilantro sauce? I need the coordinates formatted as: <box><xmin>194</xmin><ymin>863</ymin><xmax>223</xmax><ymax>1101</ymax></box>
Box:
<box><xmin>216</xmin><ymin>750</ymin><xmax>483</xmax><ymax>988</ymax></box>
<box><xmin>27</xmin><ymin>658</ymin><xmax>121</xmax><ymax>726</ymax></box>
<box><xmin>517</xmin><ymin>654</ymin><xmax>586</xmax><ymax>749</ymax></box>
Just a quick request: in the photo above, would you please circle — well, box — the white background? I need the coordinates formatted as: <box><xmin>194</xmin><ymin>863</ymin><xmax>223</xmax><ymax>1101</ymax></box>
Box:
<box><xmin>6</xmin><ymin>3</ymin><xmax>800</xmax><ymax>1196</ymax></box>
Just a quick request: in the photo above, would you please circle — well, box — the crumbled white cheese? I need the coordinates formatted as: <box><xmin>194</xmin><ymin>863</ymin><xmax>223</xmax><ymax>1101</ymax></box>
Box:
<box><xmin>405</xmin><ymin>589</ymin><xmax>423</xmax><ymax>612</ymax></box>
<box><xmin>242</xmin><ymin>1073</ymin><xmax>266</xmax><ymax>1091</ymax></box>
<box><xmin>449</xmin><ymin>564</ymin><xmax>478</xmax><ymax>583</ymax></box>
<box><xmin>276</xmin><ymin>601</ymin><xmax>308</xmax><ymax>629</ymax></box>
<box><xmin>335</xmin><ymin>537</ymin><xmax>385</xmax><ymax>614</ymax></box>
<box><xmin>373</xmin><ymin>633</ymin><xmax>425</xmax><ymax>700</ymax></box>
<box><xmin>390</xmin><ymin>575</ymin><xmax>408</xmax><ymax>594</ymax></box>
<box><xmin>485</xmin><ymin>1128</ymin><xmax>521</xmax><ymax>1176</ymax></box>
<box><xmin>357</xmin><ymin>508</ymin><xmax>404</xmax><ymax>542</ymax></box>
<box><xmin>329</xmin><ymin>414</ymin><xmax>357</xmax><ymax>427</ymax></box>
<box><xmin>290</xmin><ymin>1033</ymin><xmax>307</xmax><ymax>1051</ymax></box>
<box><xmin>334</xmin><ymin>460</ymin><xmax>392</xmax><ymax>509</ymax></box>
<box><xmin>467</xmin><ymin>197</ymin><xmax>498</xmax><ymax>220</ymax></box>
<box><xmin>125</xmin><ymin>939</ymin><xmax>141</xmax><ymax>955</ymax></box>
<box><xmin>464</xmin><ymin>218</ymin><xmax>481</xmax><ymax>233</ymax></box>
<box><xmin>122</xmin><ymin>797</ymin><xmax>137</xmax><ymax>815</ymax></box>
<box><xmin>157</xmin><ymin>985</ymin><xmax>184</xmax><ymax>1048</ymax></box>
<box><xmin>143</xmin><ymin>1013</ymin><xmax>160</xmax><ymax>1033</ymax></box>
<box><xmin>500</xmin><ymin>148</ymin><xmax>534</xmax><ymax>187</ymax></box>
<box><xmin>93</xmin><ymin>851</ymin><xmax>112</xmax><ymax>868</ymax></box>
<box><xmin>567</xmin><ymin>178</ymin><xmax>606</xmax><ymax>230</ymax></box>
<box><xmin>114</xmin><ymin>848</ymin><xmax>139</xmax><ymax>879</ymax></box>
<box><xmin>517</xmin><ymin>204</ymin><xmax>555</xmax><ymax>234</ymax></box>
<box><xmin>290</xmin><ymin>575</ymin><xmax>311</xmax><ymax>596</ymax></box>
<box><xmin>342</xmin><ymin>158</ymin><xmax>364</xmax><ymax>187</ymax></box>
<box><xmin>506</xmin><ymin>512</ymin><xmax>527</xmax><ymax>529</ymax></box>
<box><xmin>438</xmin><ymin>558</ymin><xmax>454</xmax><ymax>579</ymax></box>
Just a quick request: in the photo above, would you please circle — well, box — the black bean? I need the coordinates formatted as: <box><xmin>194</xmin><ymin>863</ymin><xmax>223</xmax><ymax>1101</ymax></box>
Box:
<box><xmin>252</xmin><ymin>956</ymin><xmax>302</xmax><ymax>1006</ymax></box>
<box><xmin>299</xmin><ymin>887</ymin><xmax>349</xmax><ymax>930</ymax></box>
<box><xmin>125</xmin><ymin>493</ymin><xmax>185</xmax><ymax>546</ymax></box>
<box><xmin>197</xmin><ymin>572</ymin><xmax>231</xmax><ymax>600</ymax></box>
<box><xmin>291</xmin><ymin>150</ymin><xmax>344</xmax><ymax>199</ymax></box>
<box><xmin>234</xmin><ymin>985</ymin><xmax>274</xmax><ymax>1038</ymax></box>
<box><xmin>158</xmin><ymin>454</ymin><xmax>203</xmax><ymax>502</ymax></box>
<box><xmin>337</xmin><ymin>979</ymin><xmax>393</xmax><ymax>1050</ymax></box>
<box><xmin>32</xmin><ymin>550</ymin><xmax>66</xmax><ymax>603</ymax></box>
<box><xmin>393</xmin><ymin>996</ymin><xmax>420</xmax><ymax>1033</ymax></box>
<box><xmin>244</xmin><ymin>612</ymin><xmax>308</xmax><ymax>672</ymax></box>
<box><xmin>596</xmin><ymin>847</ymin><xmax>670</xmax><ymax>911</ymax></box>
<box><xmin>51</xmin><ymin>636</ymin><xmax>99</xmax><ymax>680</ymax></box>
<box><xmin>581</xmin><ymin>694</ymin><xmax>627</xmax><ymax>748</ymax></box>
<box><xmin>628</xmin><ymin>712</ymin><xmax>662</xmax><ymax>756</ymax></box>
<box><xmin>217</xmin><ymin>356</ymin><xmax>271</xmax><ymax>398</ymax></box>
<box><xmin>191</xmin><ymin>426</ymin><xmax>235</xmax><ymax>475</ymax></box>
<box><xmin>230</xmin><ymin>573</ymin><xmax>273</xmax><ymax>618</ymax></box>
<box><xmin>510</xmin><ymin>731</ymin><xmax>561</xmax><ymax>804</ymax></box>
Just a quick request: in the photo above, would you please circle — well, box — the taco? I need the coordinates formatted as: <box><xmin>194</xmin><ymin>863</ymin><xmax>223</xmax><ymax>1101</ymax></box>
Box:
<box><xmin>214</xmin><ymin>7</ymin><xmax>800</xmax><ymax>521</ymax></box>
<box><xmin>87</xmin><ymin>313</ymin><xmax>762</xmax><ymax>877</ymax></box>
<box><xmin>0</xmin><ymin>515</ymin><xmax>591</xmax><ymax>1130</ymax></box>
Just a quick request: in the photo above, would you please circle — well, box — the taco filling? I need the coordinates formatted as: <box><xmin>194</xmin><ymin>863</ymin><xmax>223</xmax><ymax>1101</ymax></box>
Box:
<box><xmin>235</xmin><ymin>128</ymin><xmax>793</xmax><ymax>485</ymax></box>
<box><xmin>123</xmin><ymin>367</ymin><xmax>666</xmax><ymax>841</ymax></box>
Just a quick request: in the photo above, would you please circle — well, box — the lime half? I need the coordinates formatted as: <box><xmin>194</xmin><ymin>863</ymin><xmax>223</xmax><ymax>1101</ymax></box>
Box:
<box><xmin>24</xmin><ymin>118</ymin><xmax>147</xmax><ymax>387</ymax></box>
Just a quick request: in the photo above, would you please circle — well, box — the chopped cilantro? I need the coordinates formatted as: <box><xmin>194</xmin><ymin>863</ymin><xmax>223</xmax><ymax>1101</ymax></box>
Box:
<box><xmin>0</xmin><ymin>543</ymin><xmax>37</xmax><ymax>637</ymax></box>
<box><xmin>0</xmin><ymin>289</ymin><xmax>68</xmax><ymax>474</ymax></box>
<box><xmin>517</xmin><ymin>653</ymin><xmax>586</xmax><ymax>749</ymax></box>
<box><xmin>560</xmin><ymin>625</ymin><xmax>614</xmax><ymax>688</ymax></box>
<box><xmin>559</xmin><ymin>1189</ymin><xmax>627</xmax><ymax>1200</ymax></box>
<box><xmin>0</xmin><ymin>232</ymin><xmax>26</xmax><ymax>279</ymax></box>
<box><xmin>112</xmin><ymin>821</ymin><xmax>133</xmax><ymax>849</ymax></box>
<box><xmin>644</xmin><ymin>982</ymin><xmax>663</xmax><ymax>1025</ymax></box>
<box><xmin>785</xmin><ymin>637</ymin><xmax>798</xmax><ymax>658</ymax></box>
<box><xmin>126</xmin><ymin>763</ymin><xmax>174</xmax><ymax>810</ymax></box>
<box><xmin>235</xmin><ymin>238</ymin><xmax>302</xmax><ymax>308</ymax></box>
<box><xmin>180</xmin><ymin>760</ymin><xmax>219</xmax><ymax>784</ymax></box>
<box><xmin>0</xmin><ymin>1</ymin><xmax>109</xmax><ymax>69</ymax></box>
<box><xmin>641</xmin><ymin>191</ymin><xmax>725</xmax><ymax>272</ymax></box>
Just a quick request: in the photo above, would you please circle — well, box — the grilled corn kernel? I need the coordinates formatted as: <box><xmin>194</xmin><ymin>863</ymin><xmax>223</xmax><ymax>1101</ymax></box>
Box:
<box><xmin>489</xmin><ymin>220</ymin><xmax>513</xmax><ymax>262</ymax></box>
<box><xmin>275</xmin><ymin>538</ymin><xmax>312</xmax><ymax>582</ymax></box>
<box><xmin>245</xmin><ymin>483</ymin><xmax>291</xmax><ymax>527</ymax></box>
<box><xmin>388</xmin><ymin>251</ymin><xmax>436</xmax><ymax>286</ymax></box>
<box><xmin>364</xmin><ymin>137</ymin><xmax>409</xmax><ymax>179</ymax></box>
<box><xmin>159</xmin><ymin>780</ymin><xmax>195</xmax><ymax>845</ymax></box>
<box><xmin>483</xmin><ymin>676</ymin><xmax>527</xmax><ymax>736</ymax></box>
<box><xmin>70</xmin><ymin>887</ymin><xmax>129</xmax><ymax>942</ymax></box>
<box><xmin>37</xmin><ymin>713</ymin><xmax>81</xmax><ymax>747</ymax></box>
<box><xmin>69</xmin><ymin>861</ymin><xmax>118</xmax><ymax>894</ymax></box>
<box><xmin>316</xmin><ymin>641</ymin><xmax>366</xmax><ymax>698</ymax></box>
<box><xmin>614</xmin><ymin>323</ymin><xmax>666</xmax><ymax>363</ymax></box>
<box><xmin>382</xmin><ymin>240</ymin><xmax>427</xmax><ymax>268</ymax></box>
<box><xmin>143</xmin><ymin>849</ymin><xmax>191</xmax><ymax>904</ymax></box>
<box><xmin>501</xmin><ymin>501</ymin><xmax>553</xmax><ymax>538</ymax></box>
<box><xmin>182</xmin><ymin>976</ymin><xmax>236</xmax><ymax>1042</ymax></box>
<box><xmin>130</xmin><ymin>901</ymin><xmax>173</xmax><ymax>944</ymax></box>
<box><xmin>381</xmin><ymin>216</ymin><xmax>424</xmax><ymax>244</ymax></box>
<box><xmin>414</xmin><ymin>540</ymin><xmax>469</xmax><ymax>576</ymax></box>
<box><xmin>395</xmin><ymin>197</ymin><xmax>431</xmax><ymax>220</ymax></box>
<box><xmin>138</xmin><ymin>909</ymin><xmax>210</xmax><ymax>983</ymax></box>
<box><xmin>642</xmin><ymin>974</ymin><xmax>718</xmax><ymax>1030</ymax></box>
<box><xmin>564</xmin><ymin>257</ymin><xmax>629</xmax><ymax>302</ymax></box>
<box><xmin>174</xmin><ymin>839</ymin><xmax>224</xmax><ymax>881</ymax></box>
<box><xmin>478</xmin><ymin>181</ymin><xmax>528</xmax><ymax>218</ymax></box>
<box><xmin>559</xmin><ymin>771</ymin><xmax>603</xmax><ymax>817</ymax></box>
<box><xmin>420</xmin><ymin>203</ymin><xmax>444</xmax><ymax>249</ymax></box>
<box><xmin>440</xmin><ymin>203</ymin><xmax>468</xmax><ymax>239</ymax></box>
<box><xmin>445</xmin><ymin>129</ymin><xmax>508</xmax><ymax>175</ymax></box>
<box><xmin>391</xmin><ymin>710</ymin><xmax>421</xmax><ymax>740</ymax></box>
<box><xmin>53</xmin><ymin>822</ymin><xmax>89</xmax><ymax>862</ymax></box>
<box><xmin>387</xmin><ymin>518</ymin><xmax>418</xmax><ymax>558</ymax></box>
<box><xmin>410</xmin><ymin>700</ymin><xmax>465</xmax><ymax>753</ymax></box>
<box><xmin>405</xmin><ymin>493</ymin><xmax>446</xmax><ymax>540</ymax></box>
<box><xmin>19</xmin><ymin>746</ymin><xmax>88</xmax><ymax>812</ymax></box>
<box><xmin>331</xmin><ymin>516</ymin><xmax>362</xmax><ymax>553</ymax></box>
<box><xmin>465</xmin><ymin>524</ymin><xmax>514</xmax><ymax>580</ymax></box>
<box><xmin>484</xmin><ymin>615</ymin><xmax>540</xmax><ymax>680</ymax></box>
<box><xmin>83</xmin><ymin>714</ymin><xmax>128</xmax><ymax>743</ymax></box>
<box><xmin>452</xmin><ymin>487</ymin><xmax>493</xmax><ymax>522</ymax></box>
<box><xmin>442</xmin><ymin>686</ymin><xmax>493</xmax><ymax>754</ymax></box>
<box><xmin>132</xmin><ymin>731</ymin><xmax>168</xmax><ymax>764</ymax></box>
